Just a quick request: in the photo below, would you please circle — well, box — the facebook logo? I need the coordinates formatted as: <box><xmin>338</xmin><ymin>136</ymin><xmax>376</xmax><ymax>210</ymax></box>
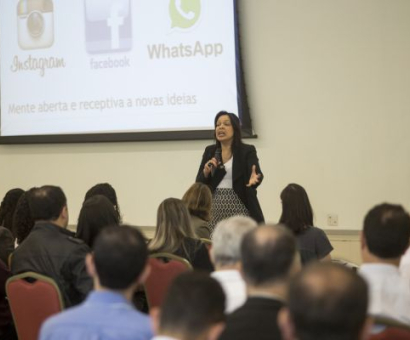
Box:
<box><xmin>85</xmin><ymin>0</ymin><xmax>132</xmax><ymax>54</ymax></box>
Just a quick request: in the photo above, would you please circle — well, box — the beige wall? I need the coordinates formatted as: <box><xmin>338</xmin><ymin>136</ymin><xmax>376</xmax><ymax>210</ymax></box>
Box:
<box><xmin>1</xmin><ymin>1</ymin><xmax>409</xmax><ymax>234</ymax></box>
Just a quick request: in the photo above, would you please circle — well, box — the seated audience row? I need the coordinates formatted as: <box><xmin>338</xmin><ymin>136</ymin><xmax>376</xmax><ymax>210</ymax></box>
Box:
<box><xmin>1</xmin><ymin>180</ymin><xmax>410</xmax><ymax>340</ymax></box>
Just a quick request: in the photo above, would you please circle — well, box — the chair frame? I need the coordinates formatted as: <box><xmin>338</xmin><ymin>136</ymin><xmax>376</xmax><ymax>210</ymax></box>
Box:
<box><xmin>149</xmin><ymin>252</ymin><xmax>193</xmax><ymax>270</ymax></box>
<box><xmin>6</xmin><ymin>271</ymin><xmax>65</xmax><ymax>340</ymax></box>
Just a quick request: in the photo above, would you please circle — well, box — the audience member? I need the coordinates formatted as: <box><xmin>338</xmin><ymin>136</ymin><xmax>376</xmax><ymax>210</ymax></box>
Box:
<box><xmin>219</xmin><ymin>224</ymin><xmax>301</xmax><ymax>340</ymax></box>
<box><xmin>76</xmin><ymin>195</ymin><xmax>119</xmax><ymax>248</ymax></box>
<box><xmin>11</xmin><ymin>185</ymin><xmax>92</xmax><ymax>307</ymax></box>
<box><xmin>39</xmin><ymin>225</ymin><xmax>153</xmax><ymax>340</ymax></box>
<box><xmin>0</xmin><ymin>227</ymin><xmax>14</xmax><ymax>266</ymax></box>
<box><xmin>11</xmin><ymin>188</ymin><xmax>36</xmax><ymax>245</ymax></box>
<box><xmin>84</xmin><ymin>183</ymin><xmax>122</xmax><ymax>223</ymax></box>
<box><xmin>279</xmin><ymin>262</ymin><xmax>371</xmax><ymax>340</ymax></box>
<box><xmin>182</xmin><ymin>183</ymin><xmax>213</xmax><ymax>239</ymax></box>
<box><xmin>279</xmin><ymin>183</ymin><xmax>333</xmax><ymax>264</ymax></box>
<box><xmin>359</xmin><ymin>203</ymin><xmax>410</xmax><ymax>324</ymax></box>
<box><xmin>0</xmin><ymin>258</ymin><xmax>16</xmax><ymax>340</ymax></box>
<box><xmin>149</xmin><ymin>198</ymin><xmax>213</xmax><ymax>271</ymax></box>
<box><xmin>152</xmin><ymin>272</ymin><xmax>225</xmax><ymax>340</ymax></box>
<box><xmin>210</xmin><ymin>216</ymin><xmax>257</xmax><ymax>313</ymax></box>
<box><xmin>0</xmin><ymin>188</ymin><xmax>24</xmax><ymax>232</ymax></box>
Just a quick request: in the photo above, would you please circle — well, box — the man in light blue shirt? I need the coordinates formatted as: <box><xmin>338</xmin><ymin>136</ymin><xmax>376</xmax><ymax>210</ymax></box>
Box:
<box><xmin>39</xmin><ymin>225</ymin><xmax>153</xmax><ymax>340</ymax></box>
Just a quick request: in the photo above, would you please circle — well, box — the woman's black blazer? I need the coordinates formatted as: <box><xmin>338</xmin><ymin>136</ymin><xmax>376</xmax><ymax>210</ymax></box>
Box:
<box><xmin>196</xmin><ymin>143</ymin><xmax>264</xmax><ymax>223</ymax></box>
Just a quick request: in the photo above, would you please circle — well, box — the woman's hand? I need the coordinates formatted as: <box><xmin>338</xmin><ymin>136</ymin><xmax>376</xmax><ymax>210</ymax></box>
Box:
<box><xmin>203</xmin><ymin>157</ymin><xmax>218</xmax><ymax>178</ymax></box>
<box><xmin>246</xmin><ymin>165</ymin><xmax>262</xmax><ymax>187</ymax></box>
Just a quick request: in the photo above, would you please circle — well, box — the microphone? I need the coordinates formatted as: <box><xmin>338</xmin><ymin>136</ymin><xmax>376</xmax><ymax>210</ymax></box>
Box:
<box><xmin>208</xmin><ymin>148</ymin><xmax>222</xmax><ymax>176</ymax></box>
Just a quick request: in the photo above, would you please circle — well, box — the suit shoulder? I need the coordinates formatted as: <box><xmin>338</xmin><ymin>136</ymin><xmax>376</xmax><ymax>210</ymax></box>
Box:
<box><xmin>66</xmin><ymin>236</ymin><xmax>86</xmax><ymax>246</ymax></box>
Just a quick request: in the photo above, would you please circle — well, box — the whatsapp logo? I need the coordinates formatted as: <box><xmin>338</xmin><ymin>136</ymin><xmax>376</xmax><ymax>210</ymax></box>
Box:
<box><xmin>169</xmin><ymin>0</ymin><xmax>201</xmax><ymax>29</ymax></box>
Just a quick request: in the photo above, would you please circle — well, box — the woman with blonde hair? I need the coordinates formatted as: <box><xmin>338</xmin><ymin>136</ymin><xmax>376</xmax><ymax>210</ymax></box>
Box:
<box><xmin>149</xmin><ymin>198</ymin><xmax>213</xmax><ymax>272</ymax></box>
<box><xmin>182</xmin><ymin>183</ymin><xmax>212</xmax><ymax>239</ymax></box>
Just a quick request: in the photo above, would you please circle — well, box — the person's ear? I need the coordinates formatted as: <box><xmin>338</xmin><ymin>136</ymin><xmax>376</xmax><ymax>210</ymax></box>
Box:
<box><xmin>85</xmin><ymin>253</ymin><xmax>96</xmax><ymax>278</ymax></box>
<box><xmin>359</xmin><ymin>316</ymin><xmax>373</xmax><ymax>340</ymax></box>
<box><xmin>137</xmin><ymin>264</ymin><xmax>151</xmax><ymax>285</ymax></box>
<box><xmin>150</xmin><ymin>307</ymin><xmax>161</xmax><ymax>335</ymax></box>
<box><xmin>209</xmin><ymin>247</ymin><xmax>215</xmax><ymax>265</ymax></box>
<box><xmin>207</xmin><ymin>322</ymin><xmax>225</xmax><ymax>340</ymax></box>
<box><xmin>360</xmin><ymin>231</ymin><xmax>366</xmax><ymax>250</ymax></box>
<box><xmin>278</xmin><ymin>308</ymin><xmax>295</xmax><ymax>340</ymax></box>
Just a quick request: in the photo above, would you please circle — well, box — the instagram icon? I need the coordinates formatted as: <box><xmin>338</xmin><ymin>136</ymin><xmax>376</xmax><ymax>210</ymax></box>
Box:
<box><xmin>17</xmin><ymin>0</ymin><xmax>54</xmax><ymax>50</ymax></box>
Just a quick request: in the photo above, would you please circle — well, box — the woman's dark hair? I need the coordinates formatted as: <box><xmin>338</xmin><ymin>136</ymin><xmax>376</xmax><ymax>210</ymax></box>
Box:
<box><xmin>12</xmin><ymin>188</ymin><xmax>37</xmax><ymax>244</ymax></box>
<box><xmin>0</xmin><ymin>188</ymin><xmax>24</xmax><ymax>231</ymax></box>
<box><xmin>76</xmin><ymin>195</ymin><xmax>120</xmax><ymax>248</ymax></box>
<box><xmin>279</xmin><ymin>183</ymin><xmax>314</xmax><ymax>234</ymax></box>
<box><xmin>214</xmin><ymin>111</ymin><xmax>242</xmax><ymax>150</ymax></box>
<box><xmin>84</xmin><ymin>183</ymin><xmax>121</xmax><ymax>223</ymax></box>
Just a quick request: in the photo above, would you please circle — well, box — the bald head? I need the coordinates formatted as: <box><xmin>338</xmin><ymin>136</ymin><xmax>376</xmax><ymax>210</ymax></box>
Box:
<box><xmin>241</xmin><ymin>224</ymin><xmax>299</xmax><ymax>286</ymax></box>
<box><xmin>286</xmin><ymin>263</ymin><xmax>369</xmax><ymax>340</ymax></box>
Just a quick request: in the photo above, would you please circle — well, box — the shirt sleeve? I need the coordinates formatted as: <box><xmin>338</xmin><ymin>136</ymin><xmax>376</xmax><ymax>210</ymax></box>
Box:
<box><xmin>314</xmin><ymin>228</ymin><xmax>333</xmax><ymax>259</ymax></box>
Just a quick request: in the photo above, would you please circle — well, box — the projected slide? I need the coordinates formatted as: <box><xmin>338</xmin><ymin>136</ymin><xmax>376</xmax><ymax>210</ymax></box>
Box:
<box><xmin>0</xmin><ymin>0</ymin><xmax>249</xmax><ymax>142</ymax></box>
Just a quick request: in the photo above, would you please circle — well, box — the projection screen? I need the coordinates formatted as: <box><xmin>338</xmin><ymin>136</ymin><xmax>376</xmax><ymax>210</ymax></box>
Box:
<box><xmin>0</xmin><ymin>0</ymin><xmax>254</xmax><ymax>143</ymax></box>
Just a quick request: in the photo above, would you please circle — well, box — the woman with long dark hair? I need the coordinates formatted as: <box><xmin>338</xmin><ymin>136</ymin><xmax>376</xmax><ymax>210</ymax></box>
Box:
<box><xmin>196</xmin><ymin>111</ymin><xmax>264</xmax><ymax>232</ymax></box>
<box><xmin>76</xmin><ymin>195</ymin><xmax>119</xmax><ymax>248</ymax></box>
<box><xmin>279</xmin><ymin>183</ymin><xmax>333</xmax><ymax>264</ymax></box>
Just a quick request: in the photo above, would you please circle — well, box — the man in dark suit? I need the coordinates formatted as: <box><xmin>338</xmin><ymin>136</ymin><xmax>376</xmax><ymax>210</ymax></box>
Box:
<box><xmin>219</xmin><ymin>224</ymin><xmax>301</xmax><ymax>340</ymax></box>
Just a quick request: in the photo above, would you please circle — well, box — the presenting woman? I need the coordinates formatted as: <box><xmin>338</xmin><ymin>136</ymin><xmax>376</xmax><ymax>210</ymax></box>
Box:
<box><xmin>196</xmin><ymin>111</ymin><xmax>264</xmax><ymax>231</ymax></box>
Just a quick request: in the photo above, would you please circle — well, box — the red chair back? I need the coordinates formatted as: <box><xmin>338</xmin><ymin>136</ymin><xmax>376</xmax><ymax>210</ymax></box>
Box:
<box><xmin>370</xmin><ymin>316</ymin><xmax>410</xmax><ymax>340</ymax></box>
<box><xmin>145</xmin><ymin>253</ymin><xmax>192</xmax><ymax>308</ymax></box>
<box><xmin>370</xmin><ymin>328</ymin><xmax>410</xmax><ymax>340</ymax></box>
<box><xmin>6</xmin><ymin>272</ymin><xmax>64</xmax><ymax>340</ymax></box>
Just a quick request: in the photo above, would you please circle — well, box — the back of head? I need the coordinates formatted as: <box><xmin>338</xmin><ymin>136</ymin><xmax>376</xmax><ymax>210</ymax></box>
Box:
<box><xmin>12</xmin><ymin>189</ymin><xmax>36</xmax><ymax>244</ymax></box>
<box><xmin>84</xmin><ymin>183</ymin><xmax>121</xmax><ymax>222</ymax></box>
<box><xmin>150</xmin><ymin>198</ymin><xmax>195</xmax><ymax>253</ymax></box>
<box><xmin>241</xmin><ymin>224</ymin><xmax>298</xmax><ymax>286</ymax></box>
<box><xmin>363</xmin><ymin>203</ymin><xmax>410</xmax><ymax>259</ymax></box>
<box><xmin>0</xmin><ymin>188</ymin><xmax>24</xmax><ymax>230</ymax></box>
<box><xmin>28</xmin><ymin>186</ymin><xmax>66</xmax><ymax>222</ymax></box>
<box><xmin>159</xmin><ymin>271</ymin><xmax>225</xmax><ymax>339</ymax></box>
<box><xmin>182</xmin><ymin>183</ymin><xmax>212</xmax><ymax>221</ymax></box>
<box><xmin>212</xmin><ymin>216</ymin><xmax>257</xmax><ymax>267</ymax></box>
<box><xmin>287</xmin><ymin>262</ymin><xmax>368</xmax><ymax>340</ymax></box>
<box><xmin>279</xmin><ymin>183</ymin><xmax>313</xmax><ymax>234</ymax></box>
<box><xmin>77</xmin><ymin>195</ymin><xmax>120</xmax><ymax>248</ymax></box>
<box><xmin>93</xmin><ymin>225</ymin><xmax>148</xmax><ymax>290</ymax></box>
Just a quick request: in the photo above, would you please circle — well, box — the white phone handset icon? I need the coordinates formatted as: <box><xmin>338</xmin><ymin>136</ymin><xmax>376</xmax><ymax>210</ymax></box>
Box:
<box><xmin>175</xmin><ymin>0</ymin><xmax>195</xmax><ymax>20</ymax></box>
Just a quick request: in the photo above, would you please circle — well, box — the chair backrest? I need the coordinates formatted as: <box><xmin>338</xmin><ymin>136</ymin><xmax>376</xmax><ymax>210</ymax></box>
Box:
<box><xmin>145</xmin><ymin>253</ymin><xmax>192</xmax><ymax>308</ymax></box>
<box><xmin>199</xmin><ymin>238</ymin><xmax>212</xmax><ymax>251</ymax></box>
<box><xmin>6</xmin><ymin>272</ymin><xmax>64</xmax><ymax>340</ymax></box>
<box><xmin>369</xmin><ymin>316</ymin><xmax>410</xmax><ymax>340</ymax></box>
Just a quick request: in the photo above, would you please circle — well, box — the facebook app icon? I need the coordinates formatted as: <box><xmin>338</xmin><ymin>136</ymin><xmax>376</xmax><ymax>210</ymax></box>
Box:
<box><xmin>85</xmin><ymin>0</ymin><xmax>132</xmax><ymax>54</ymax></box>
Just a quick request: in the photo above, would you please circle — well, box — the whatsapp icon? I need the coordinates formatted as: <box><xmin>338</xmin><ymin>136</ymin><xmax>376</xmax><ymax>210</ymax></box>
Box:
<box><xmin>169</xmin><ymin>0</ymin><xmax>201</xmax><ymax>29</ymax></box>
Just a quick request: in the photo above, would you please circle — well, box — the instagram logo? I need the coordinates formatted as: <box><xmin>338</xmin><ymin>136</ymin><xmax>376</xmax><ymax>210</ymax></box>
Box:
<box><xmin>17</xmin><ymin>0</ymin><xmax>54</xmax><ymax>50</ymax></box>
<box><xmin>85</xmin><ymin>0</ymin><xmax>132</xmax><ymax>54</ymax></box>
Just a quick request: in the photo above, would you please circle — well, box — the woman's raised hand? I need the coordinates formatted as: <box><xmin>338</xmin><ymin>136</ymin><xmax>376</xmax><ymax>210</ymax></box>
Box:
<box><xmin>246</xmin><ymin>165</ymin><xmax>261</xmax><ymax>187</ymax></box>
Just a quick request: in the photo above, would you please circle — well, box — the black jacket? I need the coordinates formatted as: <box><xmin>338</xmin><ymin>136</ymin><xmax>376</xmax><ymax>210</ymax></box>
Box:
<box><xmin>11</xmin><ymin>222</ymin><xmax>92</xmax><ymax>307</ymax></box>
<box><xmin>219</xmin><ymin>297</ymin><xmax>284</xmax><ymax>340</ymax></box>
<box><xmin>196</xmin><ymin>143</ymin><xmax>264</xmax><ymax>223</ymax></box>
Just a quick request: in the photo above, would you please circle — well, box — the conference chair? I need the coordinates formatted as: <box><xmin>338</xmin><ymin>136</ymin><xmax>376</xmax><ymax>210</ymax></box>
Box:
<box><xmin>199</xmin><ymin>238</ymin><xmax>212</xmax><ymax>250</ymax></box>
<box><xmin>145</xmin><ymin>253</ymin><xmax>192</xmax><ymax>308</ymax></box>
<box><xmin>6</xmin><ymin>272</ymin><xmax>64</xmax><ymax>340</ymax></box>
<box><xmin>369</xmin><ymin>316</ymin><xmax>410</xmax><ymax>340</ymax></box>
<box><xmin>331</xmin><ymin>258</ymin><xmax>359</xmax><ymax>272</ymax></box>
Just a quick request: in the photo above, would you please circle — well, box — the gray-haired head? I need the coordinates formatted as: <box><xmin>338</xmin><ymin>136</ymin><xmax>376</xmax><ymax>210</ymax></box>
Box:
<box><xmin>211</xmin><ymin>216</ymin><xmax>258</xmax><ymax>267</ymax></box>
